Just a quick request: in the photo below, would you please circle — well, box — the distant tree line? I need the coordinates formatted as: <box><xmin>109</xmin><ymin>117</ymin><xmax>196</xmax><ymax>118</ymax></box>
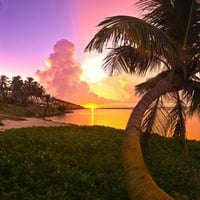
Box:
<box><xmin>0</xmin><ymin>75</ymin><xmax>47</xmax><ymax>106</ymax></box>
<box><xmin>0</xmin><ymin>74</ymin><xmax>83</xmax><ymax>117</ymax></box>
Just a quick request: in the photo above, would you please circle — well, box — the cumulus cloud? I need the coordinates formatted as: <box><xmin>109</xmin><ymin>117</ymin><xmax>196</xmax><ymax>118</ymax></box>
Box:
<box><xmin>87</xmin><ymin>72</ymin><xmax>141</xmax><ymax>106</ymax></box>
<box><xmin>36</xmin><ymin>39</ymin><xmax>141</xmax><ymax>107</ymax></box>
<box><xmin>36</xmin><ymin>39</ymin><xmax>115</xmax><ymax>105</ymax></box>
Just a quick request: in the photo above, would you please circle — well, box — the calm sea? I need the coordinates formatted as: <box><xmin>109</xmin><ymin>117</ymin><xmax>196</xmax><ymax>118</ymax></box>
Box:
<box><xmin>49</xmin><ymin>108</ymin><xmax>200</xmax><ymax>140</ymax></box>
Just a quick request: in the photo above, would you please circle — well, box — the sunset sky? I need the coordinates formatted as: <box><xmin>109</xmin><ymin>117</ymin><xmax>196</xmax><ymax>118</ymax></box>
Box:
<box><xmin>0</xmin><ymin>0</ymin><xmax>145</xmax><ymax>106</ymax></box>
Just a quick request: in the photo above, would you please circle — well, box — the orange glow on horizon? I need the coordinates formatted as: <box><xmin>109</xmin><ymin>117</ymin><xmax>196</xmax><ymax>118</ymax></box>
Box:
<box><xmin>83</xmin><ymin>103</ymin><xmax>99</xmax><ymax>109</ymax></box>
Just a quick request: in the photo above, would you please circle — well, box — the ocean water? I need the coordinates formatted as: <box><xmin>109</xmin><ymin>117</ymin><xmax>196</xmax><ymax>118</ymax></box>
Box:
<box><xmin>49</xmin><ymin>108</ymin><xmax>200</xmax><ymax>140</ymax></box>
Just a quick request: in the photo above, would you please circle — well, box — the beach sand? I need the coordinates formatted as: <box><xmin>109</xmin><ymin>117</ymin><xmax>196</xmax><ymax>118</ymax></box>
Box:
<box><xmin>0</xmin><ymin>118</ymin><xmax>68</xmax><ymax>131</ymax></box>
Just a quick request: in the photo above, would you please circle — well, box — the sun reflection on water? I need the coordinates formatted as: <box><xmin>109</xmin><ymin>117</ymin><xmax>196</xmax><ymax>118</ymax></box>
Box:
<box><xmin>90</xmin><ymin>107</ymin><xmax>95</xmax><ymax>125</ymax></box>
<box><xmin>83</xmin><ymin>104</ymin><xmax>98</xmax><ymax>126</ymax></box>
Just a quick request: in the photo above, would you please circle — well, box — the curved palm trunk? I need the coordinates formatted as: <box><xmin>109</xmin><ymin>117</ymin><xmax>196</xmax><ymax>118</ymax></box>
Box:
<box><xmin>123</xmin><ymin>78</ymin><xmax>174</xmax><ymax>200</ymax></box>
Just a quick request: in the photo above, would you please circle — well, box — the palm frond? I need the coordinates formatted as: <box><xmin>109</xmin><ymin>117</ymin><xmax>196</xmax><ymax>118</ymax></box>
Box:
<box><xmin>189</xmin><ymin>88</ymin><xmax>200</xmax><ymax>116</ymax></box>
<box><xmin>85</xmin><ymin>15</ymin><xmax>178</xmax><ymax>73</ymax></box>
<box><xmin>138</xmin><ymin>0</ymin><xmax>200</xmax><ymax>49</ymax></box>
<box><xmin>141</xmin><ymin>97</ymin><xmax>168</xmax><ymax>136</ymax></box>
<box><xmin>135</xmin><ymin>70</ymin><xmax>170</xmax><ymax>95</ymax></box>
<box><xmin>167</xmin><ymin>92</ymin><xmax>186</xmax><ymax>139</ymax></box>
<box><xmin>180</xmin><ymin>78</ymin><xmax>200</xmax><ymax>116</ymax></box>
<box><xmin>102</xmin><ymin>45</ymin><xmax>166</xmax><ymax>75</ymax></box>
<box><xmin>187</xmin><ymin>81</ymin><xmax>200</xmax><ymax>116</ymax></box>
<box><xmin>136</xmin><ymin>0</ymin><xmax>173</xmax><ymax>30</ymax></box>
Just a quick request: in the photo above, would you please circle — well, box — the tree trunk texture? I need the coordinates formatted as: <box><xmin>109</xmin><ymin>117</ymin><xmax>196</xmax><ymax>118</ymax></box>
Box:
<box><xmin>123</xmin><ymin>78</ymin><xmax>174</xmax><ymax>200</ymax></box>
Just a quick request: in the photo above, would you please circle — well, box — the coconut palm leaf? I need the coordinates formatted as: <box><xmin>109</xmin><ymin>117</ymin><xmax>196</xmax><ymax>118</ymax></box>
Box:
<box><xmin>179</xmin><ymin>78</ymin><xmax>200</xmax><ymax>116</ymax></box>
<box><xmin>138</xmin><ymin>0</ymin><xmax>199</xmax><ymax>48</ymax></box>
<box><xmin>167</xmin><ymin>92</ymin><xmax>186</xmax><ymax>139</ymax></box>
<box><xmin>141</xmin><ymin>98</ymin><xmax>159</xmax><ymax>135</ymax></box>
<box><xmin>85</xmin><ymin>15</ymin><xmax>178</xmax><ymax>75</ymax></box>
<box><xmin>102</xmin><ymin>45</ymin><xmax>165</xmax><ymax>75</ymax></box>
<box><xmin>135</xmin><ymin>70</ymin><xmax>170</xmax><ymax>95</ymax></box>
<box><xmin>185</xmin><ymin>83</ymin><xmax>200</xmax><ymax>116</ymax></box>
<box><xmin>141</xmin><ymin>97</ymin><xmax>168</xmax><ymax>136</ymax></box>
<box><xmin>189</xmin><ymin>87</ymin><xmax>200</xmax><ymax>115</ymax></box>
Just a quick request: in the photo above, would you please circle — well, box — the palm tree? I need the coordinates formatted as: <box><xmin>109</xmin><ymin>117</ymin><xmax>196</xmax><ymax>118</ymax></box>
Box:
<box><xmin>0</xmin><ymin>75</ymin><xmax>9</xmax><ymax>102</ymax></box>
<box><xmin>34</xmin><ymin>83</ymin><xmax>45</xmax><ymax>103</ymax></box>
<box><xmin>85</xmin><ymin>0</ymin><xmax>199</xmax><ymax>199</ymax></box>
<box><xmin>10</xmin><ymin>75</ymin><xmax>24</xmax><ymax>105</ymax></box>
<box><xmin>24</xmin><ymin>77</ymin><xmax>35</xmax><ymax>105</ymax></box>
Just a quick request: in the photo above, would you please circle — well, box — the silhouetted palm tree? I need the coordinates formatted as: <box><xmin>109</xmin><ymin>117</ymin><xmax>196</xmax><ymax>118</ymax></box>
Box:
<box><xmin>10</xmin><ymin>76</ymin><xmax>24</xmax><ymax>105</ymax></box>
<box><xmin>24</xmin><ymin>77</ymin><xmax>36</xmax><ymax>105</ymax></box>
<box><xmin>85</xmin><ymin>0</ymin><xmax>199</xmax><ymax>199</ymax></box>
<box><xmin>0</xmin><ymin>75</ymin><xmax>9</xmax><ymax>102</ymax></box>
<box><xmin>35</xmin><ymin>84</ymin><xmax>45</xmax><ymax>103</ymax></box>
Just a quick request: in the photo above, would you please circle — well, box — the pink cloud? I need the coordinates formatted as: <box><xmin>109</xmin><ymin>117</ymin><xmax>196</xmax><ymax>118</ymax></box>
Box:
<box><xmin>36</xmin><ymin>39</ymin><xmax>116</xmax><ymax>105</ymax></box>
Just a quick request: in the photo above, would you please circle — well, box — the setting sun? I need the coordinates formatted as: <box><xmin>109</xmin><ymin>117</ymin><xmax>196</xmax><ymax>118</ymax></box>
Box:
<box><xmin>83</xmin><ymin>103</ymin><xmax>98</xmax><ymax>109</ymax></box>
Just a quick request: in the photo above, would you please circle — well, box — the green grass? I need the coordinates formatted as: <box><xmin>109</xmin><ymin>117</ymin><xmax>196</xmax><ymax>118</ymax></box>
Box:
<box><xmin>0</xmin><ymin>126</ymin><xmax>199</xmax><ymax>199</ymax></box>
<box><xmin>143</xmin><ymin>135</ymin><xmax>200</xmax><ymax>199</ymax></box>
<box><xmin>0</xmin><ymin>126</ymin><xmax>128</xmax><ymax>200</ymax></box>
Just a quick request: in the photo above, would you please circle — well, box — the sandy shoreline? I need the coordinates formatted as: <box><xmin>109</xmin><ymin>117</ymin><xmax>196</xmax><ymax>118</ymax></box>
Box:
<box><xmin>0</xmin><ymin>118</ymin><xmax>68</xmax><ymax>131</ymax></box>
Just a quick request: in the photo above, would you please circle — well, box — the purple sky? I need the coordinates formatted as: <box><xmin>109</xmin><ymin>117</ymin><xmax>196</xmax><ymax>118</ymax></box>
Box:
<box><xmin>0</xmin><ymin>0</ymin><xmax>138</xmax><ymax>78</ymax></box>
<box><xmin>0</xmin><ymin>0</ymin><xmax>78</xmax><ymax>77</ymax></box>
<box><xmin>0</xmin><ymin>0</ymin><xmax>142</xmax><ymax>107</ymax></box>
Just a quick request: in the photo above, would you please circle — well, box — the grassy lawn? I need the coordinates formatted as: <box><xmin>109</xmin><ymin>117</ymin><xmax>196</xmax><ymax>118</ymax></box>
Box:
<box><xmin>143</xmin><ymin>135</ymin><xmax>200</xmax><ymax>199</ymax></box>
<box><xmin>0</xmin><ymin>126</ymin><xmax>199</xmax><ymax>199</ymax></box>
